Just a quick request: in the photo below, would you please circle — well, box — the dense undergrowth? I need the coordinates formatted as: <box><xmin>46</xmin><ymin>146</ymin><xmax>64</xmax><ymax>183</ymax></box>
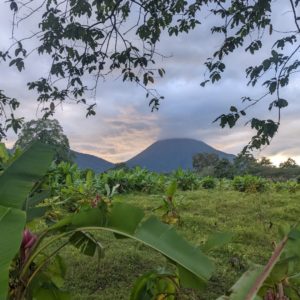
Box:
<box><xmin>47</xmin><ymin>162</ymin><xmax>300</xmax><ymax>199</ymax></box>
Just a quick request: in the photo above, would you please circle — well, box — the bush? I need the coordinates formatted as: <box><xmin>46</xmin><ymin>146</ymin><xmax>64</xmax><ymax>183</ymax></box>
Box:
<box><xmin>232</xmin><ymin>175</ymin><xmax>268</xmax><ymax>193</ymax></box>
<box><xmin>273</xmin><ymin>180</ymin><xmax>299</xmax><ymax>193</ymax></box>
<box><xmin>273</xmin><ymin>181</ymin><xmax>286</xmax><ymax>192</ymax></box>
<box><xmin>286</xmin><ymin>181</ymin><xmax>299</xmax><ymax>193</ymax></box>
<box><xmin>201</xmin><ymin>176</ymin><xmax>216</xmax><ymax>189</ymax></box>
<box><xmin>217</xmin><ymin>178</ymin><xmax>232</xmax><ymax>190</ymax></box>
<box><xmin>100</xmin><ymin>167</ymin><xmax>166</xmax><ymax>194</ymax></box>
<box><xmin>170</xmin><ymin>169</ymin><xmax>200</xmax><ymax>191</ymax></box>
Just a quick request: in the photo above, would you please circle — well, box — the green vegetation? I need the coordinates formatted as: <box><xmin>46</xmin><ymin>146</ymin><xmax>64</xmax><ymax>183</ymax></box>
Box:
<box><xmin>192</xmin><ymin>152</ymin><xmax>300</xmax><ymax>182</ymax></box>
<box><xmin>61</xmin><ymin>189</ymin><xmax>300</xmax><ymax>299</ymax></box>
<box><xmin>2</xmin><ymin>145</ymin><xmax>215</xmax><ymax>299</ymax></box>
<box><xmin>14</xmin><ymin>119</ymin><xmax>72</xmax><ymax>162</ymax></box>
<box><xmin>1</xmin><ymin>1</ymin><xmax>300</xmax><ymax>298</ymax></box>
<box><xmin>1</xmin><ymin>144</ymin><xmax>300</xmax><ymax>299</ymax></box>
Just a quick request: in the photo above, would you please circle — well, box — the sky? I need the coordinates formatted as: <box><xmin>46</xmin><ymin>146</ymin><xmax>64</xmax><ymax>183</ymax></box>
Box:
<box><xmin>1</xmin><ymin>1</ymin><xmax>299</xmax><ymax>165</ymax></box>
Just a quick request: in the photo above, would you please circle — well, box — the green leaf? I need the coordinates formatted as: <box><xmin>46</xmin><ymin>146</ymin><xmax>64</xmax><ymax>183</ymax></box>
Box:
<box><xmin>50</xmin><ymin>203</ymin><xmax>214</xmax><ymax>289</ymax></box>
<box><xmin>69</xmin><ymin>230</ymin><xmax>104</xmax><ymax>259</ymax></box>
<box><xmin>30</xmin><ymin>256</ymin><xmax>69</xmax><ymax>299</ymax></box>
<box><xmin>288</xmin><ymin>228</ymin><xmax>300</xmax><ymax>240</ymax></box>
<box><xmin>0</xmin><ymin>206</ymin><xmax>26</xmax><ymax>299</ymax></box>
<box><xmin>130</xmin><ymin>271</ymin><xmax>177</xmax><ymax>300</ymax></box>
<box><xmin>166</xmin><ymin>181</ymin><xmax>177</xmax><ymax>198</ymax></box>
<box><xmin>32</xmin><ymin>285</ymin><xmax>70</xmax><ymax>300</ymax></box>
<box><xmin>202</xmin><ymin>232</ymin><xmax>233</xmax><ymax>252</ymax></box>
<box><xmin>85</xmin><ymin>170</ymin><xmax>93</xmax><ymax>187</ymax></box>
<box><xmin>289</xmin><ymin>272</ymin><xmax>300</xmax><ymax>285</ymax></box>
<box><xmin>27</xmin><ymin>206</ymin><xmax>49</xmax><ymax>222</ymax></box>
<box><xmin>0</xmin><ymin>142</ymin><xmax>54</xmax><ymax>209</ymax></box>
<box><xmin>216</xmin><ymin>264</ymin><xmax>264</xmax><ymax>300</ymax></box>
<box><xmin>108</xmin><ymin>202</ymin><xmax>144</xmax><ymax>235</ymax></box>
<box><xmin>278</xmin><ymin>223</ymin><xmax>290</xmax><ymax>239</ymax></box>
<box><xmin>130</xmin><ymin>272</ymin><xmax>154</xmax><ymax>300</ymax></box>
<box><xmin>46</xmin><ymin>255</ymin><xmax>67</xmax><ymax>288</ymax></box>
<box><xmin>0</xmin><ymin>143</ymin><xmax>9</xmax><ymax>164</ymax></box>
<box><xmin>50</xmin><ymin>207</ymin><xmax>107</xmax><ymax>230</ymax></box>
<box><xmin>133</xmin><ymin>215</ymin><xmax>213</xmax><ymax>286</ymax></box>
<box><xmin>0</xmin><ymin>142</ymin><xmax>53</xmax><ymax>298</ymax></box>
<box><xmin>27</xmin><ymin>191</ymin><xmax>50</xmax><ymax>208</ymax></box>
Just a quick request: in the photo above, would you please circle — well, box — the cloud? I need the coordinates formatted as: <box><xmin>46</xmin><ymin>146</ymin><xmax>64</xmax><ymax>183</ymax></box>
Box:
<box><xmin>1</xmin><ymin>2</ymin><xmax>300</xmax><ymax>165</ymax></box>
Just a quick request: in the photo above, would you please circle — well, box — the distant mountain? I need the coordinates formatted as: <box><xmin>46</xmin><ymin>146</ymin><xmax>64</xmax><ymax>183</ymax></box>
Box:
<box><xmin>126</xmin><ymin>138</ymin><xmax>235</xmax><ymax>173</ymax></box>
<box><xmin>72</xmin><ymin>151</ymin><xmax>114</xmax><ymax>173</ymax></box>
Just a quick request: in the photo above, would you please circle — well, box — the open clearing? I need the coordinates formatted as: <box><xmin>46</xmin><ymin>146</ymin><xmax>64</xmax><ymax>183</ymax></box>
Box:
<box><xmin>61</xmin><ymin>189</ymin><xmax>300</xmax><ymax>299</ymax></box>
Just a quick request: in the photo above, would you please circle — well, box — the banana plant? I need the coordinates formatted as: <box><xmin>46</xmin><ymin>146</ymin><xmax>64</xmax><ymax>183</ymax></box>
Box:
<box><xmin>0</xmin><ymin>142</ymin><xmax>54</xmax><ymax>299</ymax></box>
<box><xmin>18</xmin><ymin>201</ymin><xmax>214</xmax><ymax>297</ymax></box>
<box><xmin>218</xmin><ymin>224</ymin><xmax>300</xmax><ymax>299</ymax></box>
<box><xmin>1</xmin><ymin>143</ymin><xmax>217</xmax><ymax>299</ymax></box>
<box><xmin>154</xmin><ymin>181</ymin><xmax>181</xmax><ymax>225</ymax></box>
<box><xmin>130</xmin><ymin>268</ymin><xmax>180</xmax><ymax>300</ymax></box>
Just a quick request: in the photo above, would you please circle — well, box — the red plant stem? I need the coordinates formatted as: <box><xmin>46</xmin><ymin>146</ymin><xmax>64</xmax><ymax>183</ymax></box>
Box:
<box><xmin>245</xmin><ymin>236</ymin><xmax>289</xmax><ymax>300</ymax></box>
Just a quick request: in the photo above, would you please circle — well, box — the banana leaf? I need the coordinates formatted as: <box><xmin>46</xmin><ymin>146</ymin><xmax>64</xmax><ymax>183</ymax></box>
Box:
<box><xmin>0</xmin><ymin>142</ymin><xmax>53</xmax><ymax>298</ymax></box>
<box><xmin>51</xmin><ymin>202</ymin><xmax>214</xmax><ymax>288</ymax></box>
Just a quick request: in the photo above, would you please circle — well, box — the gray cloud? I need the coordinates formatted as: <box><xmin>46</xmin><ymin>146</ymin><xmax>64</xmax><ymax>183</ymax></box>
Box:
<box><xmin>1</xmin><ymin>2</ymin><xmax>300</xmax><ymax>165</ymax></box>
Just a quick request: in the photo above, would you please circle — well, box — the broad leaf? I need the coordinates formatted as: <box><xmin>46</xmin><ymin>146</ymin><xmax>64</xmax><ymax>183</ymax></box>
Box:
<box><xmin>130</xmin><ymin>271</ymin><xmax>177</xmax><ymax>300</ymax></box>
<box><xmin>0</xmin><ymin>143</ymin><xmax>9</xmax><ymax>163</ymax></box>
<box><xmin>0</xmin><ymin>142</ymin><xmax>53</xmax><ymax>298</ymax></box>
<box><xmin>0</xmin><ymin>206</ymin><xmax>26</xmax><ymax>299</ymax></box>
<box><xmin>216</xmin><ymin>264</ymin><xmax>264</xmax><ymax>300</ymax></box>
<box><xmin>51</xmin><ymin>202</ymin><xmax>214</xmax><ymax>289</ymax></box>
<box><xmin>27</xmin><ymin>190</ymin><xmax>50</xmax><ymax>208</ymax></box>
<box><xmin>202</xmin><ymin>232</ymin><xmax>233</xmax><ymax>252</ymax></box>
<box><xmin>69</xmin><ymin>230</ymin><xmax>104</xmax><ymax>259</ymax></box>
<box><xmin>166</xmin><ymin>181</ymin><xmax>177</xmax><ymax>198</ymax></box>
<box><xmin>27</xmin><ymin>206</ymin><xmax>49</xmax><ymax>222</ymax></box>
<box><xmin>0</xmin><ymin>142</ymin><xmax>54</xmax><ymax>209</ymax></box>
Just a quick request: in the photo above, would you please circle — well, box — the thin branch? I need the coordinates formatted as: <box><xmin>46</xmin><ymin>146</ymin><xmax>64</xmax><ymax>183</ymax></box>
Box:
<box><xmin>289</xmin><ymin>0</ymin><xmax>300</xmax><ymax>32</ymax></box>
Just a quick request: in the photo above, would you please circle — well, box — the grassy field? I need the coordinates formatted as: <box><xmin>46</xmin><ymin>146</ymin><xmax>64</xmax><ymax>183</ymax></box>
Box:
<box><xmin>61</xmin><ymin>189</ymin><xmax>300</xmax><ymax>299</ymax></box>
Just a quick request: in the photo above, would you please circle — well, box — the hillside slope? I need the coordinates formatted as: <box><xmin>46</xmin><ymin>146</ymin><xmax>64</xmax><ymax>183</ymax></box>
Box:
<box><xmin>126</xmin><ymin>138</ymin><xmax>235</xmax><ymax>172</ymax></box>
<box><xmin>72</xmin><ymin>151</ymin><xmax>114</xmax><ymax>173</ymax></box>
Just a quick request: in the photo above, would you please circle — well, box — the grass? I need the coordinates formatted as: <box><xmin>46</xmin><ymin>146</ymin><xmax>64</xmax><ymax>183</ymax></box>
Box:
<box><xmin>61</xmin><ymin>189</ymin><xmax>300</xmax><ymax>299</ymax></box>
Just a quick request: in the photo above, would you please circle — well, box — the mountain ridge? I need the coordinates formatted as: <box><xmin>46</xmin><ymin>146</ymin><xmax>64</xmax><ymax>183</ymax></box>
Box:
<box><xmin>73</xmin><ymin>138</ymin><xmax>235</xmax><ymax>173</ymax></box>
<box><xmin>125</xmin><ymin>138</ymin><xmax>234</xmax><ymax>172</ymax></box>
<box><xmin>72</xmin><ymin>150</ymin><xmax>114</xmax><ymax>173</ymax></box>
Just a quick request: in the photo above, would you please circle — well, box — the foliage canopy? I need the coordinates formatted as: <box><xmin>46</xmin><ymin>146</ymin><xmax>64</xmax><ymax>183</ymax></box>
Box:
<box><xmin>14</xmin><ymin>119</ymin><xmax>71</xmax><ymax>162</ymax></box>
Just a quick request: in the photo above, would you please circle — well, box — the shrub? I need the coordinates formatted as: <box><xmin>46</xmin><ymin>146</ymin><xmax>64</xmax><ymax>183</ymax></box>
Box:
<box><xmin>272</xmin><ymin>180</ymin><xmax>299</xmax><ymax>193</ymax></box>
<box><xmin>217</xmin><ymin>178</ymin><xmax>232</xmax><ymax>190</ymax></box>
<box><xmin>99</xmin><ymin>167</ymin><xmax>166</xmax><ymax>194</ymax></box>
<box><xmin>273</xmin><ymin>181</ymin><xmax>286</xmax><ymax>192</ymax></box>
<box><xmin>171</xmin><ymin>169</ymin><xmax>200</xmax><ymax>191</ymax></box>
<box><xmin>286</xmin><ymin>181</ymin><xmax>299</xmax><ymax>193</ymax></box>
<box><xmin>201</xmin><ymin>176</ymin><xmax>216</xmax><ymax>189</ymax></box>
<box><xmin>232</xmin><ymin>175</ymin><xmax>268</xmax><ymax>193</ymax></box>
